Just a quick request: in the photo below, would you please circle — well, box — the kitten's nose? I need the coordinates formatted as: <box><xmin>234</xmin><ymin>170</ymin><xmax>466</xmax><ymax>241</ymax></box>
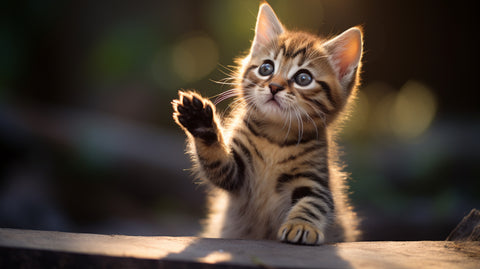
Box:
<box><xmin>269</xmin><ymin>83</ymin><xmax>285</xmax><ymax>95</ymax></box>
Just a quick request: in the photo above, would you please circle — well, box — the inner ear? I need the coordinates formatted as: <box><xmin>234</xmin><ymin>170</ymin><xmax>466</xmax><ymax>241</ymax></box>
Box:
<box><xmin>251</xmin><ymin>3</ymin><xmax>284</xmax><ymax>54</ymax></box>
<box><xmin>323</xmin><ymin>27</ymin><xmax>363</xmax><ymax>86</ymax></box>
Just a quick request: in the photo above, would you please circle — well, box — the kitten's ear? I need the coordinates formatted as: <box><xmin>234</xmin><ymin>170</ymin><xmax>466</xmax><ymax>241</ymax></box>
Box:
<box><xmin>251</xmin><ymin>3</ymin><xmax>284</xmax><ymax>54</ymax></box>
<box><xmin>324</xmin><ymin>27</ymin><xmax>363</xmax><ymax>88</ymax></box>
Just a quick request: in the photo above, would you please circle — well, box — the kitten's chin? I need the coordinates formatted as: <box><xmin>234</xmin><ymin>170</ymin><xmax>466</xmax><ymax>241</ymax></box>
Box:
<box><xmin>257</xmin><ymin>100</ymin><xmax>289</xmax><ymax>121</ymax></box>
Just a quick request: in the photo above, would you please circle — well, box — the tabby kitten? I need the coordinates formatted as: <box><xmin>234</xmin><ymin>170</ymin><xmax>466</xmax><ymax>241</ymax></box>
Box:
<box><xmin>172</xmin><ymin>3</ymin><xmax>363</xmax><ymax>245</ymax></box>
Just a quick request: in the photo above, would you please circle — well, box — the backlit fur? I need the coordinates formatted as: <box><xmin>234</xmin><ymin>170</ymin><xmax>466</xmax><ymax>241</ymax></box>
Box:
<box><xmin>172</xmin><ymin>3</ymin><xmax>363</xmax><ymax>245</ymax></box>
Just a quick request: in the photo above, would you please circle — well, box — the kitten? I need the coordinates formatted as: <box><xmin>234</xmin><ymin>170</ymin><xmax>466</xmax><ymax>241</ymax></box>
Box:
<box><xmin>172</xmin><ymin>3</ymin><xmax>363</xmax><ymax>245</ymax></box>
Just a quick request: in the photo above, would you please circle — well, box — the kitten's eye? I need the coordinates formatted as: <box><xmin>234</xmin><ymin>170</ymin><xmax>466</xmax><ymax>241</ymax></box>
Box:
<box><xmin>294</xmin><ymin>70</ymin><xmax>313</xmax><ymax>87</ymax></box>
<box><xmin>258</xmin><ymin>60</ymin><xmax>274</xmax><ymax>76</ymax></box>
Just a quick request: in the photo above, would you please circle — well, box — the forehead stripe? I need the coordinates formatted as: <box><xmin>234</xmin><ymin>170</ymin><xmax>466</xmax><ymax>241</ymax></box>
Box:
<box><xmin>275</xmin><ymin>44</ymin><xmax>286</xmax><ymax>60</ymax></box>
<box><xmin>294</xmin><ymin>47</ymin><xmax>308</xmax><ymax>66</ymax></box>
<box><xmin>275</xmin><ymin>41</ymin><xmax>315</xmax><ymax>66</ymax></box>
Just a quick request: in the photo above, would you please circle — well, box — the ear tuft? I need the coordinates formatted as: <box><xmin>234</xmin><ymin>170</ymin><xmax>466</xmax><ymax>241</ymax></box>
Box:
<box><xmin>251</xmin><ymin>3</ymin><xmax>284</xmax><ymax>54</ymax></box>
<box><xmin>324</xmin><ymin>27</ymin><xmax>363</xmax><ymax>86</ymax></box>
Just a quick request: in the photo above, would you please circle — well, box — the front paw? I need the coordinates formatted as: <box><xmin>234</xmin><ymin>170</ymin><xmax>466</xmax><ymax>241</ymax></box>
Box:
<box><xmin>278</xmin><ymin>220</ymin><xmax>325</xmax><ymax>245</ymax></box>
<box><xmin>172</xmin><ymin>91</ymin><xmax>217</xmax><ymax>144</ymax></box>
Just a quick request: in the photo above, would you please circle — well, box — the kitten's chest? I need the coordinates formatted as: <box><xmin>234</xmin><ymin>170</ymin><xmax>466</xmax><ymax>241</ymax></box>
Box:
<box><xmin>240</xmin><ymin>140</ymin><xmax>308</xmax><ymax>220</ymax></box>
<box><xmin>248</xmin><ymin>138</ymin><xmax>310</xmax><ymax>186</ymax></box>
<box><xmin>230</xmin><ymin>124</ymin><xmax>326</xmax><ymax>192</ymax></box>
<box><xmin>253</xmin><ymin>140</ymin><xmax>294</xmax><ymax>171</ymax></box>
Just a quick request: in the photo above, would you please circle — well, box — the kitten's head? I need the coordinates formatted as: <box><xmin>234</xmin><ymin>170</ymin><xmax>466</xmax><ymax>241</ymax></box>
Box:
<box><xmin>239</xmin><ymin>3</ymin><xmax>363</xmax><ymax>126</ymax></box>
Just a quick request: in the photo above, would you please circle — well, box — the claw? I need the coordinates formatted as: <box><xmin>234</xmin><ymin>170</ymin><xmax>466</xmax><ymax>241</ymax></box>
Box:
<box><xmin>280</xmin><ymin>228</ymin><xmax>287</xmax><ymax>241</ymax></box>
<box><xmin>278</xmin><ymin>221</ymin><xmax>324</xmax><ymax>245</ymax></box>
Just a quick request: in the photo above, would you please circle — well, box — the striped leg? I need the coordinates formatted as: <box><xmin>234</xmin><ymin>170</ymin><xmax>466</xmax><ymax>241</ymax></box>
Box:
<box><xmin>172</xmin><ymin>91</ymin><xmax>246</xmax><ymax>192</ymax></box>
<box><xmin>278</xmin><ymin>180</ymin><xmax>334</xmax><ymax>245</ymax></box>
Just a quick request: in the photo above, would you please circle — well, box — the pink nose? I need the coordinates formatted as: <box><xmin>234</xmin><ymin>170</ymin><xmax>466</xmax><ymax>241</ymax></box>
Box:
<box><xmin>269</xmin><ymin>83</ymin><xmax>285</xmax><ymax>95</ymax></box>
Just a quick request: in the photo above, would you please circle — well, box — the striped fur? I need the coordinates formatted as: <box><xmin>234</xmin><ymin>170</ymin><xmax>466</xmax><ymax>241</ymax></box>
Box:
<box><xmin>172</xmin><ymin>3</ymin><xmax>363</xmax><ymax>245</ymax></box>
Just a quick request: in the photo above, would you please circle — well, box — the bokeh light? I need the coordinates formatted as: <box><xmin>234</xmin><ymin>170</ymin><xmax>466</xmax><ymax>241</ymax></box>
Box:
<box><xmin>344</xmin><ymin>80</ymin><xmax>437</xmax><ymax>140</ymax></box>
<box><xmin>171</xmin><ymin>34</ymin><xmax>219</xmax><ymax>83</ymax></box>
<box><xmin>390</xmin><ymin>80</ymin><xmax>437</xmax><ymax>139</ymax></box>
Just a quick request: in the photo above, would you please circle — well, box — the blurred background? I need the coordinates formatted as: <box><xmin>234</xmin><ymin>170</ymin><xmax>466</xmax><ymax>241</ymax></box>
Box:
<box><xmin>0</xmin><ymin>0</ymin><xmax>478</xmax><ymax>241</ymax></box>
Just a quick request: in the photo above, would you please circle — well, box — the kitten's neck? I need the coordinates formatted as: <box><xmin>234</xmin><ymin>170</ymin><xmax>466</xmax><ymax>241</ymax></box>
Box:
<box><xmin>244</xmin><ymin>109</ymin><xmax>326</xmax><ymax>145</ymax></box>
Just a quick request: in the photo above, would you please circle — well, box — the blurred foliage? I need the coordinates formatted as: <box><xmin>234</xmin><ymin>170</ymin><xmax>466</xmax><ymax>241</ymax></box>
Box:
<box><xmin>0</xmin><ymin>0</ymin><xmax>478</xmax><ymax>239</ymax></box>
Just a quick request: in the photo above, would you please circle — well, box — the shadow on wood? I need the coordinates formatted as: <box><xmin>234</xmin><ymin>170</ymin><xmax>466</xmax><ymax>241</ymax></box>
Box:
<box><xmin>162</xmin><ymin>237</ymin><xmax>354</xmax><ymax>268</ymax></box>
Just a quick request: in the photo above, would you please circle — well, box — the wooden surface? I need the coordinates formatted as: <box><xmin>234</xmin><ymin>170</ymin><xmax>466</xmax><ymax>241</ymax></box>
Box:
<box><xmin>0</xmin><ymin>228</ymin><xmax>479</xmax><ymax>269</ymax></box>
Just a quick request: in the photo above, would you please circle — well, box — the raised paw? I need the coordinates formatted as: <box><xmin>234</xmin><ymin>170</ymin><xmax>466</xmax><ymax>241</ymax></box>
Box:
<box><xmin>172</xmin><ymin>91</ymin><xmax>218</xmax><ymax>144</ymax></box>
<box><xmin>278</xmin><ymin>220</ymin><xmax>325</xmax><ymax>245</ymax></box>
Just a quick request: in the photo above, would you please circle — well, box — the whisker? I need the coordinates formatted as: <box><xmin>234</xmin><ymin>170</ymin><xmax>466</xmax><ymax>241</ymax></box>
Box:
<box><xmin>298</xmin><ymin>109</ymin><xmax>304</xmax><ymax>145</ymax></box>
<box><xmin>223</xmin><ymin>96</ymin><xmax>243</xmax><ymax>110</ymax></box>
<box><xmin>217</xmin><ymin>63</ymin><xmax>238</xmax><ymax>77</ymax></box>
<box><xmin>291</xmin><ymin>106</ymin><xmax>304</xmax><ymax>145</ymax></box>
<box><xmin>214</xmin><ymin>89</ymin><xmax>241</xmax><ymax>105</ymax></box>
<box><xmin>210</xmin><ymin>79</ymin><xmax>239</xmax><ymax>86</ymax></box>
<box><xmin>218</xmin><ymin>63</ymin><xmax>237</xmax><ymax>73</ymax></box>
<box><xmin>283</xmin><ymin>108</ymin><xmax>293</xmax><ymax>143</ymax></box>
<box><xmin>299</xmin><ymin>106</ymin><xmax>319</xmax><ymax>140</ymax></box>
<box><xmin>304</xmin><ymin>101</ymin><xmax>327</xmax><ymax>128</ymax></box>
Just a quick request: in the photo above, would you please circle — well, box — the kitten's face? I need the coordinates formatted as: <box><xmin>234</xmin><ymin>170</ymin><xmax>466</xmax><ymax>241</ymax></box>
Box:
<box><xmin>240</xmin><ymin>4</ymin><xmax>363</xmax><ymax>125</ymax></box>
<box><xmin>243</xmin><ymin>33</ymin><xmax>338</xmax><ymax>122</ymax></box>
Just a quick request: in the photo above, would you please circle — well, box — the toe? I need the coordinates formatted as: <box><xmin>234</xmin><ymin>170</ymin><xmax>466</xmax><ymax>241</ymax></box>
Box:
<box><xmin>278</xmin><ymin>221</ymin><xmax>324</xmax><ymax>246</ymax></box>
<box><xmin>177</xmin><ymin>105</ymin><xmax>187</xmax><ymax>114</ymax></box>
<box><xmin>192</xmin><ymin>96</ymin><xmax>203</xmax><ymax>109</ymax></box>
<box><xmin>182</xmin><ymin>95</ymin><xmax>191</xmax><ymax>107</ymax></box>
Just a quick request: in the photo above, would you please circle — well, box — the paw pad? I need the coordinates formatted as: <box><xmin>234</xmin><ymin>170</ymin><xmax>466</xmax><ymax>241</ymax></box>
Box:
<box><xmin>173</xmin><ymin>91</ymin><xmax>217</xmax><ymax>144</ymax></box>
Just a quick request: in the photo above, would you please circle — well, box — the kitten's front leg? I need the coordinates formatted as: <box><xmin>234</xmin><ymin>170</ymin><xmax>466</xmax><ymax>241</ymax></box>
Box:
<box><xmin>278</xmin><ymin>184</ymin><xmax>333</xmax><ymax>245</ymax></box>
<box><xmin>172</xmin><ymin>91</ymin><xmax>245</xmax><ymax>192</ymax></box>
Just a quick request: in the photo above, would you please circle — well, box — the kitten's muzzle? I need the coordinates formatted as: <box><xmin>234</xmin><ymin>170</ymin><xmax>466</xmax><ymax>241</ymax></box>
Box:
<box><xmin>269</xmin><ymin>83</ymin><xmax>285</xmax><ymax>95</ymax></box>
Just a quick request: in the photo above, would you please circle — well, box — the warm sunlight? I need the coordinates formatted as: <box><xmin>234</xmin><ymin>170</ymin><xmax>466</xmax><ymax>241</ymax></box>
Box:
<box><xmin>197</xmin><ymin>250</ymin><xmax>233</xmax><ymax>263</ymax></box>
<box><xmin>2</xmin><ymin>1</ymin><xmax>478</xmax><ymax>263</ymax></box>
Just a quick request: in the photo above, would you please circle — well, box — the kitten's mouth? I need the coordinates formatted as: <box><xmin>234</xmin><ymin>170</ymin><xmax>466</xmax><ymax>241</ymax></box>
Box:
<box><xmin>266</xmin><ymin>96</ymin><xmax>282</xmax><ymax>107</ymax></box>
<box><xmin>267</xmin><ymin>98</ymin><xmax>279</xmax><ymax>105</ymax></box>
